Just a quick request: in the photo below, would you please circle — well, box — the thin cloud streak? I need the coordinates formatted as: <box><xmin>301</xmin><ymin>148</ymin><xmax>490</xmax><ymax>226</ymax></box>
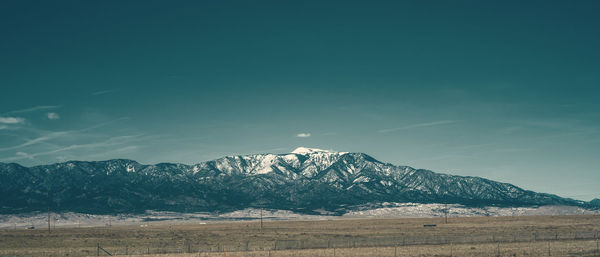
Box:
<box><xmin>377</xmin><ymin>120</ymin><xmax>460</xmax><ymax>133</ymax></box>
<box><xmin>0</xmin><ymin>117</ymin><xmax>25</xmax><ymax>124</ymax></box>
<box><xmin>296</xmin><ymin>133</ymin><xmax>311</xmax><ymax>138</ymax></box>
<box><xmin>0</xmin><ymin>134</ymin><xmax>145</xmax><ymax>162</ymax></box>
<box><xmin>4</xmin><ymin>105</ymin><xmax>59</xmax><ymax>115</ymax></box>
<box><xmin>79</xmin><ymin>117</ymin><xmax>130</xmax><ymax>132</ymax></box>
<box><xmin>92</xmin><ymin>89</ymin><xmax>118</xmax><ymax>96</ymax></box>
<box><xmin>0</xmin><ymin>117</ymin><xmax>130</xmax><ymax>151</ymax></box>
<box><xmin>0</xmin><ymin>131</ymin><xmax>69</xmax><ymax>151</ymax></box>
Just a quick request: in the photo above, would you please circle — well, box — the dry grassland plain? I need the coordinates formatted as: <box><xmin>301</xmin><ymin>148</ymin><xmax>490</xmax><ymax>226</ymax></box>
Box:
<box><xmin>0</xmin><ymin>215</ymin><xmax>599</xmax><ymax>256</ymax></box>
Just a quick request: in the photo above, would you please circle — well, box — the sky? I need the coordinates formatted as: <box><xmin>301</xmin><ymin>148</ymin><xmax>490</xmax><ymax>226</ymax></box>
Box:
<box><xmin>1</xmin><ymin>1</ymin><xmax>599</xmax><ymax>201</ymax></box>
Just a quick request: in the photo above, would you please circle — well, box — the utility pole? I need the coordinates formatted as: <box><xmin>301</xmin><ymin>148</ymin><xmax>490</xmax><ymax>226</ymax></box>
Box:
<box><xmin>260</xmin><ymin>208</ymin><xmax>263</xmax><ymax>230</ymax></box>
<box><xmin>444</xmin><ymin>203</ymin><xmax>448</xmax><ymax>224</ymax></box>
<box><xmin>47</xmin><ymin>207</ymin><xmax>51</xmax><ymax>233</ymax></box>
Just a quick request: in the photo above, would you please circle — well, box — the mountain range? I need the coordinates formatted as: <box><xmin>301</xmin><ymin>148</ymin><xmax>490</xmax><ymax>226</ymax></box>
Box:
<box><xmin>0</xmin><ymin>147</ymin><xmax>594</xmax><ymax>214</ymax></box>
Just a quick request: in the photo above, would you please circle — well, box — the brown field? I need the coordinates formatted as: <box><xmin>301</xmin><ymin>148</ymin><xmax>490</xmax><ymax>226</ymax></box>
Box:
<box><xmin>0</xmin><ymin>215</ymin><xmax>599</xmax><ymax>256</ymax></box>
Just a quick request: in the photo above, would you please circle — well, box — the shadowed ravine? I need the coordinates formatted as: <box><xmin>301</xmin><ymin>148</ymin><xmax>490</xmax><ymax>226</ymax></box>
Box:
<box><xmin>0</xmin><ymin>148</ymin><xmax>593</xmax><ymax>215</ymax></box>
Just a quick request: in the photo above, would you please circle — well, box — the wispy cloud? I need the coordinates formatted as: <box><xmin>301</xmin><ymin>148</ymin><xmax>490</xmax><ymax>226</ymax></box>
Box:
<box><xmin>4</xmin><ymin>105</ymin><xmax>59</xmax><ymax>115</ymax></box>
<box><xmin>0</xmin><ymin>117</ymin><xmax>25</xmax><ymax>124</ymax></box>
<box><xmin>0</xmin><ymin>134</ymin><xmax>145</xmax><ymax>162</ymax></box>
<box><xmin>47</xmin><ymin>112</ymin><xmax>60</xmax><ymax>120</ymax></box>
<box><xmin>0</xmin><ymin>131</ymin><xmax>69</xmax><ymax>151</ymax></box>
<box><xmin>15</xmin><ymin>151</ymin><xmax>34</xmax><ymax>160</ymax></box>
<box><xmin>114</xmin><ymin>145</ymin><xmax>139</xmax><ymax>153</ymax></box>
<box><xmin>0</xmin><ymin>117</ymin><xmax>129</xmax><ymax>151</ymax></box>
<box><xmin>92</xmin><ymin>89</ymin><xmax>118</xmax><ymax>96</ymax></box>
<box><xmin>296</xmin><ymin>133</ymin><xmax>311</xmax><ymax>138</ymax></box>
<box><xmin>80</xmin><ymin>117</ymin><xmax>130</xmax><ymax>132</ymax></box>
<box><xmin>377</xmin><ymin>120</ymin><xmax>460</xmax><ymax>133</ymax></box>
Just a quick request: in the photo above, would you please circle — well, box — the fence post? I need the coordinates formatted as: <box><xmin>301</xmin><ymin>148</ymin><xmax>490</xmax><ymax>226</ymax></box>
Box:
<box><xmin>496</xmin><ymin>243</ymin><xmax>500</xmax><ymax>257</ymax></box>
<box><xmin>97</xmin><ymin>243</ymin><xmax>100</xmax><ymax>256</ymax></box>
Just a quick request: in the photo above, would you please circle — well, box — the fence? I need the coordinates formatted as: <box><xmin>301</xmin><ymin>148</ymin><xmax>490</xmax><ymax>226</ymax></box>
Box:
<box><xmin>93</xmin><ymin>229</ymin><xmax>600</xmax><ymax>256</ymax></box>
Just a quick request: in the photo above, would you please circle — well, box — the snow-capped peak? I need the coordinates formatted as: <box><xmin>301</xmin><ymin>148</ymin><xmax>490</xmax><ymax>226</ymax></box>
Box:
<box><xmin>291</xmin><ymin>147</ymin><xmax>339</xmax><ymax>154</ymax></box>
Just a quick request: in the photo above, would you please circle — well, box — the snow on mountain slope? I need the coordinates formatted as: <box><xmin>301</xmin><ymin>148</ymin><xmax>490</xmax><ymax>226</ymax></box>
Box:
<box><xmin>0</xmin><ymin>147</ymin><xmax>591</xmax><ymax>215</ymax></box>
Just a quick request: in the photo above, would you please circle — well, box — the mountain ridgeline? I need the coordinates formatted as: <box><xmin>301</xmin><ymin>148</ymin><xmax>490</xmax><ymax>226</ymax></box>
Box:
<box><xmin>0</xmin><ymin>147</ymin><xmax>587</xmax><ymax>214</ymax></box>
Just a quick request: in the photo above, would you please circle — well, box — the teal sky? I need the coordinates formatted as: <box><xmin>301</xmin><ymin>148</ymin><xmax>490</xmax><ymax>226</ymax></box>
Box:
<box><xmin>1</xmin><ymin>1</ymin><xmax>599</xmax><ymax>200</ymax></box>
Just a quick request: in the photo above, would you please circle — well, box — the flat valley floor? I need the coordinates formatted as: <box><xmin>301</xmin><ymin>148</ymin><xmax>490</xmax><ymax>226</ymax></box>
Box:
<box><xmin>1</xmin><ymin>215</ymin><xmax>599</xmax><ymax>257</ymax></box>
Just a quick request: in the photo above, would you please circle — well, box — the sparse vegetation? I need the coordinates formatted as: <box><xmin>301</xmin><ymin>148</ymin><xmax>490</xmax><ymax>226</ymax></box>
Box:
<box><xmin>0</xmin><ymin>215</ymin><xmax>599</xmax><ymax>256</ymax></box>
